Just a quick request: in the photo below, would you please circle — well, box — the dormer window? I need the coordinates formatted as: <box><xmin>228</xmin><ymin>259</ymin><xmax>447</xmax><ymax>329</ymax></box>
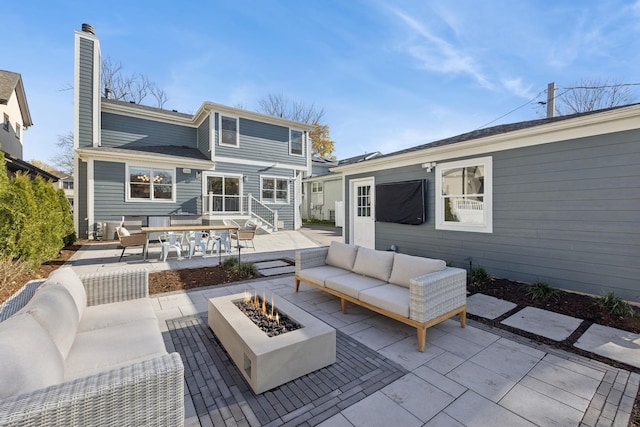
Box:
<box><xmin>220</xmin><ymin>115</ymin><xmax>239</xmax><ymax>147</ymax></box>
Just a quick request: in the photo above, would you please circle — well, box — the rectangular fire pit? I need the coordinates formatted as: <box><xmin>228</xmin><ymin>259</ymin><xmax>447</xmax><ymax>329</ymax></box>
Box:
<box><xmin>208</xmin><ymin>293</ymin><xmax>336</xmax><ymax>394</ymax></box>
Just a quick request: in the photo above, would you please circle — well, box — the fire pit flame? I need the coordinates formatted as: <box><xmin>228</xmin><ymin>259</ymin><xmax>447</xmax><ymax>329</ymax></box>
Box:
<box><xmin>238</xmin><ymin>290</ymin><xmax>295</xmax><ymax>335</ymax></box>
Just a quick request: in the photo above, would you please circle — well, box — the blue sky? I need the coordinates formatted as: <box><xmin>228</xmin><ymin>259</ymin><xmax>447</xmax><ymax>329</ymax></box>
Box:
<box><xmin>5</xmin><ymin>0</ymin><xmax>640</xmax><ymax>164</ymax></box>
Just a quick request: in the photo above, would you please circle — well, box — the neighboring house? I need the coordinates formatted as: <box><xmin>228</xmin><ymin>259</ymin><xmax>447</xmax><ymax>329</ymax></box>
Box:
<box><xmin>0</xmin><ymin>70</ymin><xmax>60</xmax><ymax>183</ymax></box>
<box><xmin>50</xmin><ymin>170</ymin><xmax>74</xmax><ymax>211</ymax></box>
<box><xmin>0</xmin><ymin>70</ymin><xmax>32</xmax><ymax>160</ymax></box>
<box><xmin>333</xmin><ymin>105</ymin><xmax>640</xmax><ymax>302</ymax></box>
<box><xmin>73</xmin><ymin>24</ymin><xmax>313</xmax><ymax>239</ymax></box>
<box><xmin>302</xmin><ymin>152</ymin><xmax>381</xmax><ymax>225</ymax></box>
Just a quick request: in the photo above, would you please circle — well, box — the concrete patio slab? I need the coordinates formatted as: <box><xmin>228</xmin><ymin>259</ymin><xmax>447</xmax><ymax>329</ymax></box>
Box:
<box><xmin>574</xmin><ymin>323</ymin><xmax>640</xmax><ymax>369</ymax></box>
<box><xmin>257</xmin><ymin>265</ymin><xmax>296</xmax><ymax>276</ymax></box>
<box><xmin>501</xmin><ymin>306</ymin><xmax>583</xmax><ymax>341</ymax></box>
<box><xmin>467</xmin><ymin>293</ymin><xmax>517</xmax><ymax>319</ymax></box>
<box><xmin>341</xmin><ymin>391</ymin><xmax>422</xmax><ymax>427</ymax></box>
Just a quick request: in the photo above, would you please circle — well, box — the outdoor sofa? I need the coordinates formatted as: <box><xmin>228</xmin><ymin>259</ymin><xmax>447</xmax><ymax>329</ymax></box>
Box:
<box><xmin>295</xmin><ymin>242</ymin><xmax>467</xmax><ymax>351</ymax></box>
<box><xmin>0</xmin><ymin>267</ymin><xmax>184</xmax><ymax>426</ymax></box>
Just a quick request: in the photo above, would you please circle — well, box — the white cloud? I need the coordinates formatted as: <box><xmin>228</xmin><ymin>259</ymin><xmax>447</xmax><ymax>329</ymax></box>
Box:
<box><xmin>389</xmin><ymin>7</ymin><xmax>492</xmax><ymax>88</ymax></box>
<box><xmin>501</xmin><ymin>77</ymin><xmax>535</xmax><ymax>99</ymax></box>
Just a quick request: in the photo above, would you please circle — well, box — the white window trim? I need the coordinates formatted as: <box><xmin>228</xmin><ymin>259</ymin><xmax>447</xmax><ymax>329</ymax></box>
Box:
<box><xmin>289</xmin><ymin>129</ymin><xmax>304</xmax><ymax>156</ymax></box>
<box><xmin>435</xmin><ymin>156</ymin><xmax>493</xmax><ymax>233</ymax></box>
<box><xmin>125</xmin><ymin>164</ymin><xmax>176</xmax><ymax>203</ymax></box>
<box><xmin>201</xmin><ymin>172</ymin><xmax>244</xmax><ymax>213</ymax></box>
<box><xmin>260</xmin><ymin>175</ymin><xmax>290</xmax><ymax>205</ymax></box>
<box><xmin>219</xmin><ymin>114</ymin><xmax>239</xmax><ymax>147</ymax></box>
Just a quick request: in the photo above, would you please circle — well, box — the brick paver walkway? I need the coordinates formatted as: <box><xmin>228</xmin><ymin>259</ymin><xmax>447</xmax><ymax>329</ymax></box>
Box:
<box><xmin>167</xmin><ymin>314</ymin><xmax>407</xmax><ymax>426</ymax></box>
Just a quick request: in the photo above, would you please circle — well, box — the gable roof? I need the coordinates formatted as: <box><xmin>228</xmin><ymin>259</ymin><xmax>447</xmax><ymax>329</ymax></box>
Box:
<box><xmin>102</xmin><ymin>98</ymin><xmax>315</xmax><ymax>131</ymax></box>
<box><xmin>0</xmin><ymin>70</ymin><xmax>33</xmax><ymax>126</ymax></box>
<box><xmin>332</xmin><ymin>103</ymin><xmax>640</xmax><ymax>174</ymax></box>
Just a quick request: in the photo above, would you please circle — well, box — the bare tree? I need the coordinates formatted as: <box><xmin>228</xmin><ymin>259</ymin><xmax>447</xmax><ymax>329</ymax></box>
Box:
<box><xmin>556</xmin><ymin>78</ymin><xmax>636</xmax><ymax>115</ymax></box>
<box><xmin>101</xmin><ymin>56</ymin><xmax>168</xmax><ymax>108</ymax></box>
<box><xmin>258</xmin><ymin>93</ymin><xmax>325</xmax><ymax>124</ymax></box>
<box><xmin>51</xmin><ymin>132</ymin><xmax>74</xmax><ymax>175</ymax></box>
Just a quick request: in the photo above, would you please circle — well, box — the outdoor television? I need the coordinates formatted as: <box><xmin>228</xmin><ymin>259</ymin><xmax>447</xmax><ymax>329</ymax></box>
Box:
<box><xmin>375</xmin><ymin>179</ymin><xmax>426</xmax><ymax>225</ymax></box>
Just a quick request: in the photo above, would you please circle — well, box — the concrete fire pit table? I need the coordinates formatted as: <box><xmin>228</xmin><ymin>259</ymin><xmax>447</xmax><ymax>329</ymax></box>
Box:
<box><xmin>208</xmin><ymin>293</ymin><xmax>336</xmax><ymax>394</ymax></box>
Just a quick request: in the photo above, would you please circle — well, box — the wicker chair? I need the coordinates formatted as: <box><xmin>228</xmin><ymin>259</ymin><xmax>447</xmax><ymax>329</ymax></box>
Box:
<box><xmin>225</xmin><ymin>219</ymin><xmax>259</xmax><ymax>250</ymax></box>
<box><xmin>116</xmin><ymin>226</ymin><xmax>147</xmax><ymax>261</ymax></box>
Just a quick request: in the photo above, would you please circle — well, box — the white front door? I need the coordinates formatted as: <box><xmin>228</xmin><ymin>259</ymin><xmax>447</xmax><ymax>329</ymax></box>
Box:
<box><xmin>350</xmin><ymin>177</ymin><xmax>375</xmax><ymax>248</ymax></box>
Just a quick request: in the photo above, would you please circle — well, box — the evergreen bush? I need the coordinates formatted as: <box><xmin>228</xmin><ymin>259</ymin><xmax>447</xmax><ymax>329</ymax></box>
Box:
<box><xmin>0</xmin><ymin>154</ymin><xmax>75</xmax><ymax>269</ymax></box>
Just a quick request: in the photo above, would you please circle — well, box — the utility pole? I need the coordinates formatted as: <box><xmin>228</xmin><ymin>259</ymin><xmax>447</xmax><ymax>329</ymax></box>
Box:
<box><xmin>547</xmin><ymin>82</ymin><xmax>556</xmax><ymax>118</ymax></box>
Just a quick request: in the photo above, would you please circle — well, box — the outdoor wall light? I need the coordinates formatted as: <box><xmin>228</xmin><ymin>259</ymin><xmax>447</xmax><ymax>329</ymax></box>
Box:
<box><xmin>243</xmin><ymin>175</ymin><xmax>249</xmax><ymax>183</ymax></box>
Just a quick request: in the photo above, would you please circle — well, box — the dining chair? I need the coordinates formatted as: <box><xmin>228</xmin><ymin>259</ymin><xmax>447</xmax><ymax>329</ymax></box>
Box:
<box><xmin>158</xmin><ymin>232</ymin><xmax>183</xmax><ymax>261</ymax></box>
<box><xmin>186</xmin><ymin>231</ymin><xmax>208</xmax><ymax>259</ymax></box>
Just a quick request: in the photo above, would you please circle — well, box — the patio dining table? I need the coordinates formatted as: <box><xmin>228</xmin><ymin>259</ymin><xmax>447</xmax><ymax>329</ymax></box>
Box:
<box><xmin>140</xmin><ymin>224</ymin><xmax>239</xmax><ymax>261</ymax></box>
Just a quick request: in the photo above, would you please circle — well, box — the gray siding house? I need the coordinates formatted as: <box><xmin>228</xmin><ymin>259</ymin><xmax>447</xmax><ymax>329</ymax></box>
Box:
<box><xmin>334</xmin><ymin>106</ymin><xmax>640</xmax><ymax>302</ymax></box>
<box><xmin>73</xmin><ymin>25</ymin><xmax>312</xmax><ymax>239</ymax></box>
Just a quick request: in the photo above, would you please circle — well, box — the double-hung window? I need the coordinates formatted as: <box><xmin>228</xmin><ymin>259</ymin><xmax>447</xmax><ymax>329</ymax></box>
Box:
<box><xmin>220</xmin><ymin>115</ymin><xmax>239</xmax><ymax>147</ymax></box>
<box><xmin>311</xmin><ymin>182</ymin><xmax>323</xmax><ymax>194</ymax></box>
<box><xmin>127</xmin><ymin>166</ymin><xmax>175</xmax><ymax>201</ymax></box>
<box><xmin>435</xmin><ymin>156</ymin><xmax>492</xmax><ymax>233</ymax></box>
<box><xmin>261</xmin><ymin>176</ymin><xmax>289</xmax><ymax>204</ymax></box>
<box><xmin>290</xmin><ymin>129</ymin><xmax>303</xmax><ymax>155</ymax></box>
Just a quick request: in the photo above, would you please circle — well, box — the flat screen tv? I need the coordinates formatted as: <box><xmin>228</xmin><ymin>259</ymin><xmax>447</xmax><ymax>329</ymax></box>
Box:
<box><xmin>375</xmin><ymin>180</ymin><xmax>426</xmax><ymax>225</ymax></box>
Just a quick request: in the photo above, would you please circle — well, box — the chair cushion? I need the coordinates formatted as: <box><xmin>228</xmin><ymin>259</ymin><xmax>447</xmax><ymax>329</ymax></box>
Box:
<box><xmin>388</xmin><ymin>254</ymin><xmax>447</xmax><ymax>289</ymax></box>
<box><xmin>297</xmin><ymin>266</ymin><xmax>352</xmax><ymax>287</ymax></box>
<box><xmin>45</xmin><ymin>266</ymin><xmax>87</xmax><ymax>320</ymax></box>
<box><xmin>64</xmin><ymin>319</ymin><xmax>167</xmax><ymax>380</ymax></box>
<box><xmin>0</xmin><ymin>313</ymin><xmax>65</xmax><ymax>398</ymax></box>
<box><xmin>359</xmin><ymin>284</ymin><xmax>410</xmax><ymax>318</ymax></box>
<box><xmin>325</xmin><ymin>242</ymin><xmax>358</xmax><ymax>271</ymax></box>
<box><xmin>78</xmin><ymin>298</ymin><xmax>158</xmax><ymax>332</ymax></box>
<box><xmin>19</xmin><ymin>283</ymin><xmax>79</xmax><ymax>359</ymax></box>
<box><xmin>118</xmin><ymin>226</ymin><xmax>131</xmax><ymax>236</ymax></box>
<box><xmin>325</xmin><ymin>273</ymin><xmax>385</xmax><ymax>299</ymax></box>
<box><xmin>352</xmin><ymin>247</ymin><xmax>395</xmax><ymax>282</ymax></box>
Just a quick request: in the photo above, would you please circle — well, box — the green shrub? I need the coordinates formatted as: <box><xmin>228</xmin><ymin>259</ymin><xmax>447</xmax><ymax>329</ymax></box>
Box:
<box><xmin>471</xmin><ymin>267</ymin><xmax>491</xmax><ymax>285</ymax></box>
<box><xmin>597</xmin><ymin>292</ymin><xmax>633</xmax><ymax>317</ymax></box>
<box><xmin>0</xmin><ymin>155</ymin><xmax>74</xmax><ymax>268</ymax></box>
<box><xmin>526</xmin><ymin>281</ymin><xmax>557</xmax><ymax>301</ymax></box>
<box><xmin>220</xmin><ymin>257</ymin><xmax>257</xmax><ymax>278</ymax></box>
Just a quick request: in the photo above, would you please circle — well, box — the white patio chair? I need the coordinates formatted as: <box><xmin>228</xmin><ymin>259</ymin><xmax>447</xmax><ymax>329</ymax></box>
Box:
<box><xmin>211</xmin><ymin>231</ymin><xmax>231</xmax><ymax>256</ymax></box>
<box><xmin>186</xmin><ymin>231</ymin><xmax>208</xmax><ymax>259</ymax></box>
<box><xmin>158</xmin><ymin>232</ymin><xmax>184</xmax><ymax>261</ymax></box>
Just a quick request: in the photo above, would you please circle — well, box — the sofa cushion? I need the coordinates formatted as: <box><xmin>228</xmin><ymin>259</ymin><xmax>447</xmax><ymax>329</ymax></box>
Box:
<box><xmin>20</xmin><ymin>283</ymin><xmax>79</xmax><ymax>359</ymax></box>
<box><xmin>325</xmin><ymin>273</ymin><xmax>385</xmax><ymax>299</ymax></box>
<box><xmin>359</xmin><ymin>284</ymin><xmax>410</xmax><ymax>318</ymax></box>
<box><xmin>352</xmin><ymin>247</ymin><xmax>395</xmax><ymax>282</ymax></box>
<box><xmin>297</xmin><ymin>265</ymin><xmax>352</xmax><ymax>288</ymax></box>
<box><xmin>388</xmin><ymin>254</ymin><xmax>447</xmax><ymax>289</ymax></box>
<box><xmin>0</xmin><ymin>313</ymin><xmax>65</xmax><ymax>398</ymax></box>
<box><xmin>325</xmin><ymin>242</ymin><xmax>358</xmax><ymax>271</ymax></box>
<box><xmin>64</xmin><ymin>319</ymin><xmax>167</xmax><ymax>380</ymax></box>
<box><xmin>46</xmin><ymin>267</ymin><xmax>87</xmax><ymax>321</ymax></box>
<box><xmin>78</xmin><ymin>298</ymin><xmax>158</xmax><ymax>332</ymax></box>
<box><xmin>118</xmin><ymin>226</ymin><xmax>131</xmax><ymax>236</ymax></box>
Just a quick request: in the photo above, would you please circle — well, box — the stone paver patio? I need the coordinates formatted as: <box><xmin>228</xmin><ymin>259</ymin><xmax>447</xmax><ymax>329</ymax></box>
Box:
<box><xmin>153</xmin><ymin>277</ymin><xmax>638</xmax><ymax>426</ymax></box>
